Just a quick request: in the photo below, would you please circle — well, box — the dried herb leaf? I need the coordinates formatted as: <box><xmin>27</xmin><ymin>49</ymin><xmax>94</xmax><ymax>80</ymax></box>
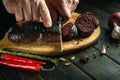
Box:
<box><xmin>64</xmin><ymin>62</ymin><xmax>71</xmax><ymax>66</ymax></box>
<box><xmin>70</xmin><ymin>56</ymin><xmax>75</xmax><ymax>61</ymax></box>
<box><xmin>59</xmin><ymin>57</ymin><xmax>67</xmax><ymax>62</ymax></box>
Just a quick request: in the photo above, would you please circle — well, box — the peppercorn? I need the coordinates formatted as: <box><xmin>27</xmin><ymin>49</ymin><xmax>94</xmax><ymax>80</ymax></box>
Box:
<box><xmin>80</xmin><ymin>55</ymin><xmax>89</xmax><ymax>63</ymax></box>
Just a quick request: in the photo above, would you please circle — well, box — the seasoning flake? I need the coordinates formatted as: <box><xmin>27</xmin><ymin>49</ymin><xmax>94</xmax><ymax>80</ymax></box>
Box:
<box><xmin>80</xmin><ymin>55</ymin><xmax>89</xmax><ymax>63</ymax></box>
<box><xmin>70</xmin><ymin>56</ymin><xmax>75</xmax><ymax>61</ymax></box>
<box><xmin>101</xmin><ymin>45</ymin><xmax>106</xmax><ymax>55</ymax></box>
<box><xmin>64</xmin><ymin>62</ymin><xmax>71</xmax><ymax>66</ymax></box>
<box><xmin>59</xmin><ymin>57</ymin><xmax>67</xmax><ymax>62</ymax></box>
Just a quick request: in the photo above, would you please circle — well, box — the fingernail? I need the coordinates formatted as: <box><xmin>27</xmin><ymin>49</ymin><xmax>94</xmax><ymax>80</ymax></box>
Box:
<box><xmin>45</xmin><ymin>22</ymin><xmax>52</xmax><ymax>28</ymax></box>
<box><xmin>16</xmin><ymin>17</ymin><xmax>23</xmax><ymax>22</ymax></box>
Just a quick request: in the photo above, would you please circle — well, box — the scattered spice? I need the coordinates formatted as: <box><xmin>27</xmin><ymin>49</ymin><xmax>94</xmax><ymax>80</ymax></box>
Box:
<box><xmin>59</xmin><ymin>57</ymin><xmax>67</xmax><ymax>62</ymax></box>
<box><xmin>70</xmin><ymin>56</ymin><xmax>75</xmax><ymax>61</ymax></box>
<box><xmin>93</xmin><ymin>52</ymin><xmax>97</xmax><ymax>59</ymax></box>
<box><xmin>59</xmin><ymin>57</ymin><xmax>72</xmax><ymax>66</ymax></box>
<box><xmin>96</xmin><ymin>41</ymin><xmax>98</xmax><ymax>44</ymax></box>
<box><xmin>64</xmin><ymin>62</ymin><xmax>71</xmax><ymax>66</ymax></box>
<box><xmin>85</xmin><ymin>49</ymin><xmax>90</xmax><ymax>53</ymax></box>
<box><xmin>101</xmin><ymin>45</ymin><xmax>106</xmax><ymax>55</ymax></box>
<box><xmin>79</xmin><ymin>39</ymin><xmax>83</xmax><ymax>42</ymax></box>
<box><xmin>76</xmin><ymin>41</ymin><xmax>79</xmax><ymax>45</ymax></box>
<box><xmin>116</xmin><ymin>44</ymin><xmax>119</xmax><ymax>47</ymax></box>
<box><xmin>106</xmin><ymin>45</ymin><xmax>109</xmax><ymax>48</ymax></box>
<box><xmin>80</xmin><ymin>55</ymin><xmax>89</xmax><ymax>63</ymax></box>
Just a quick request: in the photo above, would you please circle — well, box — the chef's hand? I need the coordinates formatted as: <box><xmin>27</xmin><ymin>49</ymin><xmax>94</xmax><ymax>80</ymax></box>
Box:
<box><xmin>2</xmin><ymin>0</ymin><xmax>79</xmax><ymax>27</ymax></box>
<box><xmin>46</xmin><ymin>0</ymin><xmax>79</xmax><ymax>23</ymax></box>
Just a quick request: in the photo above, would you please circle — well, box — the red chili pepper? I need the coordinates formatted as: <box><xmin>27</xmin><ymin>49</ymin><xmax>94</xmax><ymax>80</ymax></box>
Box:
<box><xmin>1</xmin><ymin>54</ymin><xmax>46</xmax><ymax>65</ymax></box>
<box><xmin>0</xmin><ymin>60</ymin><xmax>41</xmax><ymax>71</ymax></box>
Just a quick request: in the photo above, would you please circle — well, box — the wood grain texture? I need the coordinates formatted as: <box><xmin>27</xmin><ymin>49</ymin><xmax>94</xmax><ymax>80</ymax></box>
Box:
<box><xmin>0</xmin><ymin>13</ymin><xmax>101</xmax><ymax>56</ymax></box>
<box><xmin>0</xmin><ymin>0</ymin><xmax>120</xmax><ymax>80</ymax></box>
<box><xmin>67</xmin><ymin>48</ymin><xmax>120</xmax><ymax>80</ymax></box>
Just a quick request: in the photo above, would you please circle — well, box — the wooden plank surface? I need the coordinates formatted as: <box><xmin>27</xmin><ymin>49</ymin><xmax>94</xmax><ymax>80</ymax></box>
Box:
<box><xmin>67</xmin><ymin>48</ymin><xmax>120</xmax><ymax>80</ymax></box>
<box><xmin>79</xmin><ymin>0</ymin><xmax>120</xmax><ymax>64</ymax></box>
<box><xmin>0</xmin><ymin>0</ymin><xmax>120</xmax><ymax>80</ymax></box>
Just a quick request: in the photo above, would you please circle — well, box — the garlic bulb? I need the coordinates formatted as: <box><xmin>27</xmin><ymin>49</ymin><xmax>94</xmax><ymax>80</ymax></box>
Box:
<box><xmin>111</xmin><ymin>23</ymin><xmax>120</xmax><ymax>40</ymax></box>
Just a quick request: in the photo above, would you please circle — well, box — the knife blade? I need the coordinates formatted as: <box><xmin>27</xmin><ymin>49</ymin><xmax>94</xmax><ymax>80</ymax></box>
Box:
<box><xmin>51</xmin><ymin>15</ymin><xmax>63</xmax><ymax>52</ymax></box>
<box><xmin>58</xmin><ymin>16</ymin><xmax>63</xmax><ymax>52</ymax></box>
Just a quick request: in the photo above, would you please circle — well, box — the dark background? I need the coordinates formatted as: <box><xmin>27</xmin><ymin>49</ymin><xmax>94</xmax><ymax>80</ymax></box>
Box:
<box><xmin>0</xmin><ymin>0</ymin><xmax>15</xmax><ymax>40</ymax></box>
<box><xmin>0</xmin><ymin>0</ymin><xmax>120</xmax><ymax>80</ymax></box>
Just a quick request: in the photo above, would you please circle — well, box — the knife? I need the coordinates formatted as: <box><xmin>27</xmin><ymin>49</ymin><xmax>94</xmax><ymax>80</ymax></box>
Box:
<box><xmin>0</xmin><ymin>16</ymin><xmax>63</xmax><ymax>53</ymax></box>
<box><xmin>51</xmin><ymin>15</ymin><xmax>63</xmax><ymax>52</ymax></box>
<box><xmin>58</xmin><ymin>16</ymin><xmax>63</xmax><ymax>52</ymax></box>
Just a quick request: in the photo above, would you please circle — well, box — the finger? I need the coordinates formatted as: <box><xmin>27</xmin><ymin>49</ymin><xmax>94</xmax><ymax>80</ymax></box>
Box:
<box><xmin>31</xmin><ymin>0</ymin><xmax>40</xmax><ymax>21</ymax></box>
<box><xmin>39</xmin><ymin>16</ymin><xmax>43</xmax><ymax>22</ymax></box>
<box><xmin>14</xmin><ymin>2</ymin><xmax>24</xmax><ymax>21</ymax></box>
<box><xmin>66</xmin><ymin>0</ymin><xmax>73</xmax><ymax>12</ymax></box>
<box><xmin>2</xmin><ymin>0</ymin><xmax>15</xmax><ymax>14</ymax></box>
<box><xmin>39</xmin><ymin>0</ymin><xmax>52</xmax><ymax>27</ymax></box>
<box><xmin>45</xmin><ymin>0</ymin><xmax>58</xmax><ymax>23</ymax></box>
<box><xmin>50</xmin><ymin>0</ymin><xmax>71</xmax><ymax>20</ymax></box>
<box><xmin>71</xmin><ymin>0</ymin><xmax>79</xmax><ymax>12</ymax></box>
<box><xmin>22</xmin><ymin>0</ymin><xmax>32</xmax><ymax>21</ymax></box>
<box><xmin>31</xmin><ymin>0</ymin><xmax>43</xmax><ymax>22</ymax></box>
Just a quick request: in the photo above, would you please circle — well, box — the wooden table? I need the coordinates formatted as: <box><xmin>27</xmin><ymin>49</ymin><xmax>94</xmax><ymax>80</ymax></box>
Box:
<box><xmin>0</xmin><ymin>0</ymin><xmax>120</xmax><ymax>80</ymax></box>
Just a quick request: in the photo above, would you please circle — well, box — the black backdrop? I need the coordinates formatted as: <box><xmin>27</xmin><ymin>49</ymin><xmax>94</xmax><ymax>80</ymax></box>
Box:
<box><xmin>0</xmin><ymin>1</ymin><xmax>15</xmax><ymax>40</ymax></box>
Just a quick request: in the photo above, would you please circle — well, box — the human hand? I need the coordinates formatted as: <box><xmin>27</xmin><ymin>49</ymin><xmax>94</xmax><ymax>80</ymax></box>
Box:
<box><xmin>2</xmin><ymin>0</ymin><xmax>79</xmax><ymax>27</ymax></box>
<box><xmin>2</xmin><ymin>0</ymin><xmax>52</xmax><ymax>27</ymax></box>
<box><xmin>46</xmin><ymin>0</ymin><xmax>79</xmax><ymax>22</ymax></box>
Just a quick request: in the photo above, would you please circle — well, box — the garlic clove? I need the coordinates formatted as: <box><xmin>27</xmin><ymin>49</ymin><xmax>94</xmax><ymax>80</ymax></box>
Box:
<box><xmin>111</xmin><ymin>23</ymin><xmax>120</xmax><ymax>40</ymax></box>
<box><xmin>101</xmin><ymin>45</ymin><xmax>106</xmax><ymax>55</ymax></box>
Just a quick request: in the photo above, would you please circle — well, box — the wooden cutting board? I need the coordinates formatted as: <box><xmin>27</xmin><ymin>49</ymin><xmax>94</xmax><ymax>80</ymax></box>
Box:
<box><xmin>0</xmin><ymin>12</ymin><xmax>101</xmax><ymax>56</ymax></box>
